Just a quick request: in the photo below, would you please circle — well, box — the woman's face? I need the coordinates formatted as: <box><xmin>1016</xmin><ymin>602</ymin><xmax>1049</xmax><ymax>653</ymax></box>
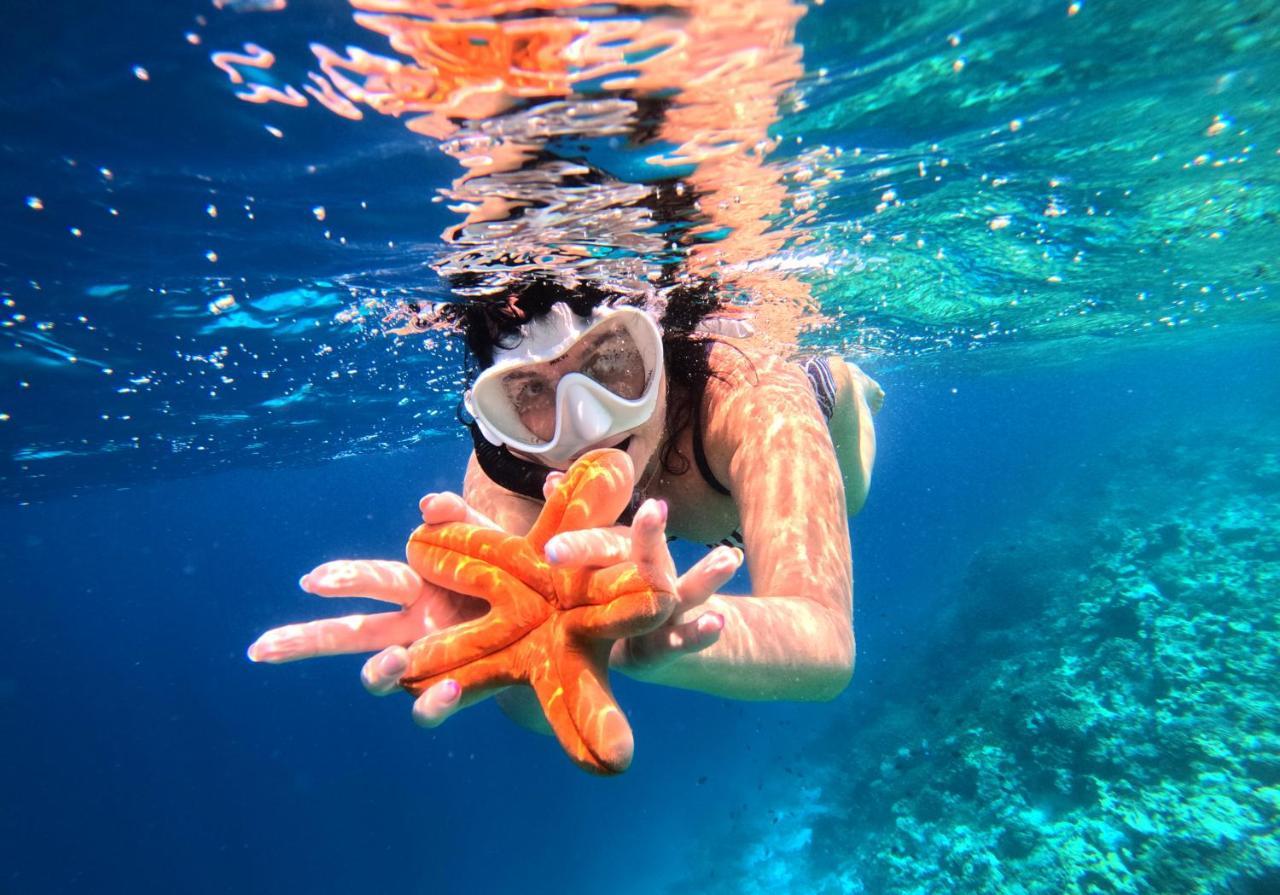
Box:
<box><xmin>477</xmin><ymin>301</ymin><xmax>665</xmax><ymax>475</ymax></box>
<box><xmin>509</xmin><ymin>365</ymin><xmax>667</xmax><ymax>475</ymax></box>
<box><xmin>501</xmin><ymin>321</ymin><xmax>650</xmax><ymax>443</ymax></box>
<box><xmin>618</xmin><ymin>365</ymin><xmax>667</xmax><ymax>480</ymax></box>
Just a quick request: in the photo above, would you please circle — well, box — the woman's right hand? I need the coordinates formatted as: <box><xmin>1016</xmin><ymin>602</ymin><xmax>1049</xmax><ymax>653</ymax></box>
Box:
<box><xmin>247</xmin><ymin>489</ymin><xmax>499</xmax><ymax>727</ymax></box>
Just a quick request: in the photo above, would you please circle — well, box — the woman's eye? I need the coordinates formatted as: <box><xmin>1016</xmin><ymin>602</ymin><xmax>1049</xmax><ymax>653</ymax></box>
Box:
<box><xmin>512</xmin><ymin>379</ymin><xmax>552</xmax><ymax>411</ymax></box>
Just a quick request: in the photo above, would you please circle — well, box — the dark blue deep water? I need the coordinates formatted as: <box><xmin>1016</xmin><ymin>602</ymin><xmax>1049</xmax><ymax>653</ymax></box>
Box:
<box><xmin>3</xmin><ymin>0</ymin><xmax>1279</xmax><ymax>893</ymax></box>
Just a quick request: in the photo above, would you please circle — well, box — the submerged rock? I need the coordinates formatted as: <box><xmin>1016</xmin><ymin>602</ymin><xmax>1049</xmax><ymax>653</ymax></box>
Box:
<box><xmin>673</xmin><ymin>421</ymin><xmax>1280</xmax><ymax>895</ymax></box>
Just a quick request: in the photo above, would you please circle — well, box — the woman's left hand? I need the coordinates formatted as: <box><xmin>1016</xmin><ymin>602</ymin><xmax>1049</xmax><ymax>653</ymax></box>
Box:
<box><xmin>248</xmin><ymin>488</ymin><xmax>503</xmax><ymax>729</ymax></box>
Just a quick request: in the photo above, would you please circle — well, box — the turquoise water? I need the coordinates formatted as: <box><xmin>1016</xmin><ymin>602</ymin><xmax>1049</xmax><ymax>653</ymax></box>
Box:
<box><xmin>2</xmin><ymin>1</ymin><xmax>1278</xmax><ymax>893</ymax></box>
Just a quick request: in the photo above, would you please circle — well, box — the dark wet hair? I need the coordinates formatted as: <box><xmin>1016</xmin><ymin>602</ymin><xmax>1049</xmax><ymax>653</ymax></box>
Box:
<box><xmin>434</xmin><ymin>274</ymin><xmax>731</xmax><ymax>477</ymax></box>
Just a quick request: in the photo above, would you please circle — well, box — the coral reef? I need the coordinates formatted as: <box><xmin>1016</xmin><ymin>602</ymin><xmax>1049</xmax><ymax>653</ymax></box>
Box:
<box><xmin>675</xmin><ymin>420</ymin><xmax>1280</xmax><ymax>894</ymax></box>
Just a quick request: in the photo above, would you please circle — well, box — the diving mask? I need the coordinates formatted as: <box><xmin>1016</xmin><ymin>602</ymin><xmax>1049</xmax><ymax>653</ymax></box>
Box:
<box><xmin>465</xmin><ymin>303</ymin><xmax>664</xmax><ymax>467</ymax></box>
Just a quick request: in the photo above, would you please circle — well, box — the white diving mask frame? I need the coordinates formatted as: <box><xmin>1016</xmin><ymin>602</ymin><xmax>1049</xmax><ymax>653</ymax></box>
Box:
<box><xmin>464</xmin><ymin>303</ymin><xmax>664</xmax><ymax>467</ymax></box>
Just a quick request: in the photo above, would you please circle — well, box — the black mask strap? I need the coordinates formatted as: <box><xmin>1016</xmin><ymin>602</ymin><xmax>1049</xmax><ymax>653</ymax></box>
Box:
<box><xmin>467</xmin><ymin>422</ymin><xmax>642</xmax><ymax>526</ymax></box>
<box><xmin>469</xmin><ymin>422</ymin><xmax>550</xmax><ymax>502</ymax></box>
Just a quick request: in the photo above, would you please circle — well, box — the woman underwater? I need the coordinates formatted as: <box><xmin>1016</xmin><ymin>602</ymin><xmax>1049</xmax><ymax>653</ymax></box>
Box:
<box><xmin>249</xmin><ymin>276</ymin><xmax>885</xmax><ymax>734</ymax></box>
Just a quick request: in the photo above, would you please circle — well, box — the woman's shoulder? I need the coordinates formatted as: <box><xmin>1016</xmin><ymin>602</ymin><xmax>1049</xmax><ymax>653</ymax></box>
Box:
<box><xmin>698</xmin><ymin>340</ymin><xmax>819</xmax><ymax>465</ymax></box>
<box><xmin>704</xmin><ymin>339</ymin><xmax>804</xmax><ymax>405</ymax></box>
<box><xmin>706</xmin><ymin>339</ymin><xmax>774</xmax><ymax>379</ymax></box>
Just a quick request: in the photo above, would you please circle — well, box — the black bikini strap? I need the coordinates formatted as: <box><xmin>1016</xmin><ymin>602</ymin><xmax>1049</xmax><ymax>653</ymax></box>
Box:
<box><xmin>691</xmin><ymin>393</ymin><xmax>731</xmax><ymax>496</ymax></box>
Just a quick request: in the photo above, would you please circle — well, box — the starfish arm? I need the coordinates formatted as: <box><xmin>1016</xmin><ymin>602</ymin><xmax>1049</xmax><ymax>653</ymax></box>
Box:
<box><xmin>408</xmin><ymin>542</ymin><xmax>551</xmax><ymax>622</ymax></box>
<box><xmin>408</xmin><ymin>524</ymin><xmax>553</xmax><ymax>599</ymax></box>
<box><xmin>562</xmin><ymin>578</ymin><xmax>676</xmax><ymax>640</ymax></box>
<box><xmin>525</xmin><ymin>449</ymin><xmax>634</xmax><ymax>552</ymax></box>
<box><xmin>549</xmin><ymin>565</ymin><xmax>599</xmax><ymax>609</ymax></box>
<box><xmin>401</xmin><ymin>646</ymin><xmax>526</xmax><ymax>701</ymax></box>
<box><xmin>528</xmin><ymin>623</ymin><xmax>633</xmax><ymax>775</ymax></box>
<box><xmin>400</xmin><ymin>578</ymin><xmax>548</xmax><ymax>688</ymax></box>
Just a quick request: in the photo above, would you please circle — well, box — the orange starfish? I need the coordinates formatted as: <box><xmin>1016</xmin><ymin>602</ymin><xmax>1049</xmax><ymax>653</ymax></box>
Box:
<box><xmin>400</xmin><ymin>448</ymin><xmax>676</xmax><ymax>775</ymax></box>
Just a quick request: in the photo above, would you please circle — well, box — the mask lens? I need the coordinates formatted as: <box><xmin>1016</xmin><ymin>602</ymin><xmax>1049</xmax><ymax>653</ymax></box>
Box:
<box><xmin>577</xmin><ymin>317</ymin><xmax>649</xmax><ymax>399</ymax></box>
<box><xmin>492</xmin><ymin>315</ymin><xmax>652</xmax><ymax>444</ymax></box>
<box><xmin>499</xmin><ymin>371</ymin><xmax>557</xmax><ymax>444</ymax></box>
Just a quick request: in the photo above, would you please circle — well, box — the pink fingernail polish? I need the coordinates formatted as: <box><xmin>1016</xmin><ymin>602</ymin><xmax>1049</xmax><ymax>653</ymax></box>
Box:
<box><xmin>657</xmin><ymin>499</ymin><xmax>668</xmax><ymax>523</ymax></box>
<box><xmin>441</xmin><ymin>680</ymin><xmax>461</xmax><ymax>701</ymax></box>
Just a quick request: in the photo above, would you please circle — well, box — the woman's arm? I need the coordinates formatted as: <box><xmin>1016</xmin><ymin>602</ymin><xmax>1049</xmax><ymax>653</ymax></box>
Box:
<box><xmin>623</xmin><ymin>352</ymin><xmax>855</xmax><ymax>701</ymax></box>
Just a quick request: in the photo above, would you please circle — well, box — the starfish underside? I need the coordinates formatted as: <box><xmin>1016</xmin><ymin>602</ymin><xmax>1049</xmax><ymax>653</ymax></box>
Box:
<box><xmin>400</xmin><ymin>448</ymin><xmax>675</xmax><ymax>775</ymax></box>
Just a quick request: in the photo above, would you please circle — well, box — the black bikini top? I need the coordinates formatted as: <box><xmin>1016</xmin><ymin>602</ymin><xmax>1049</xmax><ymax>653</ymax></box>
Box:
<box><xmin>690</xmin><ymin>389</ymin><xmax>732</xmax><ymax>496</ymax></box>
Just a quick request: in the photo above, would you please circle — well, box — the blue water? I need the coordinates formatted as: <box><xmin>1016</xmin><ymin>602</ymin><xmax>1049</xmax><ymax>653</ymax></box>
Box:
<box><xmin>3</xmin><ymin>0</ymin><xmax>1279</xmax><ymax>892</ymax></box>
<box><xmin>5</xmin><ymin>338</ymin><xmax>1275</xmax><ymax>894</ymax></box>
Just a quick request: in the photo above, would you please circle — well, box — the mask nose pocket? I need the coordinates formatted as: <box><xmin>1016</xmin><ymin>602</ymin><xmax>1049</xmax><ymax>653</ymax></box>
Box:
<box><xmin>562</xmin><ymin>379</ymin><xmax>613</xmax><ymax>443</ymax></box>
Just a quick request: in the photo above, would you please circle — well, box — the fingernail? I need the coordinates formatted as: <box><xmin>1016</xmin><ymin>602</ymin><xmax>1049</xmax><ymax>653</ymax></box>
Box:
<box><xmin>545</xmin><ymin>541</ymin><xmax>562</xmax><ymax>564</ymax></box>
<box><xmin>732</xmin><ymin>547</ymin><xmax>744</xmax><ymax>564</ymax></box>
<box><xmin>698</xmin><ymin>612</ymin><xmax>724</xmax><ymax>634</ymax></box>
<box><xmin>378</xmin><ymin>652</ymin><xmax>405</xmax><ymax>676</ymax></box>
<box><xmin>246</xmin><ymin>642</ymin><xmax>261</xmax><ymax>662</ymax></box>
<box><xmin>298</xmin><ymin>574</ymin><xmax>311</xmax><ymax>591</ymax></box>
<box><xmin>440</xmin><ymin>679</ymin><xmax>461</xmax><ymax>702</ymax></box>
<box><xmin>645</xmin><ymin>496</ymin><xmax>665</xmax><ymax>524</ymax></box>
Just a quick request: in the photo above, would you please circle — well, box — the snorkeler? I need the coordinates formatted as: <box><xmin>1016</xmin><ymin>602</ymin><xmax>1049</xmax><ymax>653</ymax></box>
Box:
<box><xmin>249</xmin><ymin>278</ymin><xmax>884</xmax><ymax>734</ymax></box>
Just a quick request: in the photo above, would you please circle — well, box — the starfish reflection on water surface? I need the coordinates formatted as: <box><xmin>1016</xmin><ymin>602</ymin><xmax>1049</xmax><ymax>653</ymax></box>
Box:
<box><xmin>401</xmin><ymin>448</ymin><xmax>677</xmax><ymax>775</ymax></box>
